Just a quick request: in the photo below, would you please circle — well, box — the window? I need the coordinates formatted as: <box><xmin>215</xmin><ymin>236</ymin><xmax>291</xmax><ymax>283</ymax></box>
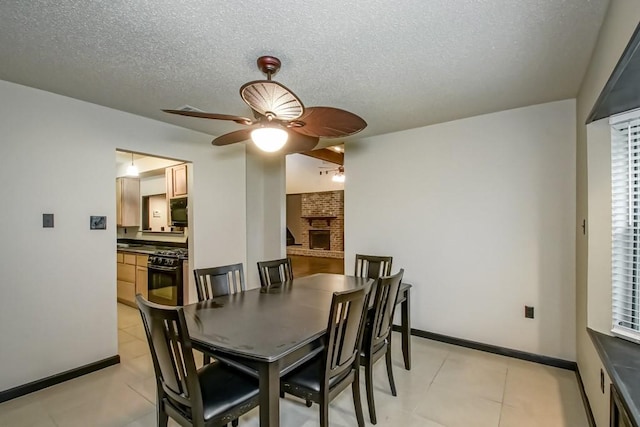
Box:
<box><xmin>611</xmin><ymin>110</ymin><xmax>640</xmax><ymax>342</ymax></box>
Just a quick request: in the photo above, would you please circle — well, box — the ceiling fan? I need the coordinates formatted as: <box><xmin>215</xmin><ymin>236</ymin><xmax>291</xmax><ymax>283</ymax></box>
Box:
<box><xmin>163</xmin><ymin>56</ymin><xmax>367</xmax><ymax>154</ymax></box>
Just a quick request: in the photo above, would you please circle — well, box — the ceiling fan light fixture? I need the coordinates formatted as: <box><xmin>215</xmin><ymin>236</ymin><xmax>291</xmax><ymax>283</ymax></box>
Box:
<box><xmin>126</xmin><ymin>152</ymin><xmax>139</xmax><ymax>177</ymax></box>
<box><xmin>251</xmin><ymin>127</ymin><xmax>288</xmax><ymax>152</ymax></box>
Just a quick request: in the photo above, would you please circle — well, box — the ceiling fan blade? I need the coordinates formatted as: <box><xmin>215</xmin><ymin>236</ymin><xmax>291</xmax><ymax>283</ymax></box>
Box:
<box><xmin>163</xmin><ymin>109</ymin><xmax>253</xmax><ymax>125</ymax></box>
<box><xmin>240</xmin><ymin>80</ymin><xmax>304</xmax><ymax>121</ymax></box>
<box><xmin>282</xmin><ymin>131</ymin><xmax>320</xmax><ymax>154</ymax></box>
<box><xmin>293</xmin><ymin>107</ymin><xmax>367</xmax><ymax>138</ymax></box>
<box><xmin>212</xmin><ymin>129</ymin><xmax>253</xmax><ymax>146</ymax></box>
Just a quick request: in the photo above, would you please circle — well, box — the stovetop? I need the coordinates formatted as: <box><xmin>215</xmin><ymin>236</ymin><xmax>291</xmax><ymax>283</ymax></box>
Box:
<box><xmin>154</xmin><ymin>248</ymin><xmax>188</xmax><ymax>258</ymax></box>
<box><xmin>148</xmin><ymin>248</ymin><xmax>188</xmax><ymax>267</ymax></box>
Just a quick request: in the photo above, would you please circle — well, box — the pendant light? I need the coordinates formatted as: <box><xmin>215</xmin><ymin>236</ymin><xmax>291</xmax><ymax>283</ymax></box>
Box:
<box><xmin>126</xmin><ymin>152</ymin><xmax>139</xmax><ymax>177</ymax></box>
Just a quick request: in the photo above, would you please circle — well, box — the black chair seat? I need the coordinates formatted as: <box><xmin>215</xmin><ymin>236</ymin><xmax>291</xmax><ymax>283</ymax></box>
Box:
<box><xmin>199</xmin><ymin>362</ymin><xmax>259</xmax><ymax>422</ymax></box>
<box><xmin>281</xmin><ymin>356</ymin><xmax>351</xmax><ymax>393</ymax></box>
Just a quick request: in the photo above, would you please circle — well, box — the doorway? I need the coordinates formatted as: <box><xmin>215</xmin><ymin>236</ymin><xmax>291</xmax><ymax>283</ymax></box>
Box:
<box><xmin>115</xmin><ymin>150</ymin><xmax>192</xmax><ymax>360</ymax></box>
<box><xmin>285</xmin><ymin>145</ymin><xmax>345</xmax><ymax>277</ymax></box>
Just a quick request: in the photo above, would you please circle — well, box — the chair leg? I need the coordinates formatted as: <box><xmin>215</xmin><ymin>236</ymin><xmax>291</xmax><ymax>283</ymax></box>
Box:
<box><xmin>305</xmin><ymin>399</ymin><xmax>312</xmax><ymax>407</ymax></box>
<box><xmin>385</xmin><ymin>347</ymin><xmax>397</xmax><ymax>397</ymax></box>
<box><xmin>203</xmin><ymin>353</ymin><xmax>211</xmax><ymax>365</ymax></box>
<box><xmin>157</xmin><ymin>404</ymin><xmax>169</xmax><ymax>427</ymax></box>
<box><xmin>319</xmin><ymin>399</ymin><xmax>329</xmax><ymax>427</ymax></box>
<box><xmin>352</xmin><ymin>371</ymin><xmax>365</xmax><ymax>427</ymax></box>
<box><xmin>232</xmin><ymin>418</ymin><xmax>239</xmax><ymax>427</ymax></box>
<box><xmin>365</xmin><ymin>362</ymin><xmax>377</xmax><ymax>424</ymax></box>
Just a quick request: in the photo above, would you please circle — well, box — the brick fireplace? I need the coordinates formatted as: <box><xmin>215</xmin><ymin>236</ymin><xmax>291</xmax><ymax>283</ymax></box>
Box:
<box><xmin>287</xmin><ymin>190</ymin><xmax>344</xmax><ymax>259</ymax></box>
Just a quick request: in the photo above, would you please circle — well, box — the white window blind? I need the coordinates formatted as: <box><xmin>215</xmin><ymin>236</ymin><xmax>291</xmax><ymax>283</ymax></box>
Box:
<box><xmin>611</xmin><ymin>112</ymin><xmax>640</xmax><ymax>342</ymax></box>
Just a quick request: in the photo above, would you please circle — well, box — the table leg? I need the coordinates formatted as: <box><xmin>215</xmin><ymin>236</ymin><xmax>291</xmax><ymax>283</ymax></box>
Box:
<box><xmin>258</xmin><ymin>361</ymin><xmax>279</xmax><ymax>427</ymax></box>
<box><xmin>401</xmin><ymin>288</ymin><xmax>411</xmax><ymax>370</ymax></box>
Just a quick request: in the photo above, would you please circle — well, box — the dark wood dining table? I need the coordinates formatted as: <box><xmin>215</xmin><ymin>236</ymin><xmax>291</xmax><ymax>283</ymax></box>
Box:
<box><xmin>182</xmin><ymin>273</ymin><xmax>412</xmax><ymax>427</ymax></box>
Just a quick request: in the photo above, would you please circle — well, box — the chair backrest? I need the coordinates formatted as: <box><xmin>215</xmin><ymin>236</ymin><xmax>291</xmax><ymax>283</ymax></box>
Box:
<box><xmin>323</xmin><ymin>286</ymin><xmax>370</xmax><ymax>386</ymax></box>
<box><xmin>136</xmin><ymin>295</ymin><xmax>203</xmax><ymax>419</ymax></box>
<box><xmin>257</xmin><ymin>258</ymin><xmax>293</xmax><ymax>287</ymax></box>
<box><xmin>193</xmin><ymin>263</ymin><xmax>245</xmax><ymax>301</ymax></box>
<box><xmin>354</xmin><ymin>254</ymin><xmax>393</xmax><ymax>280</ymax></box>
<box><xmin>368</xmin><ymin>269</ymin><xmax>404</xmax><ymax>352</ymax></box>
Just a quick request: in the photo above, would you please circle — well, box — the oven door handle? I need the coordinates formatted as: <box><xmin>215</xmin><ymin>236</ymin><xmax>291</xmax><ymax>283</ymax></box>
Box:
<box><xmin>148</xmin><ymin>264</ymin><xmax>179</xmax><ymax>272</ymax></box>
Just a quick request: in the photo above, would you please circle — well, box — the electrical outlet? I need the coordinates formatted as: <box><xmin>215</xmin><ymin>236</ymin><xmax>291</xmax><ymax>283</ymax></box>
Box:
<box><xmin>43</xmin><ymin>213</ymin><xmax>54</xmax><ymax>228</ymax></box>
<box><xmin>525</xmin><ymin>306</ymin><xmax>534</xmax><ymax>319</ymax></box>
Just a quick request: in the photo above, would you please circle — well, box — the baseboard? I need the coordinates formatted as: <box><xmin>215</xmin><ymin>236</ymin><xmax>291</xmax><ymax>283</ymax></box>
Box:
<box><xmin>575</xmin><ymin>366</ymin><xmax>597</xmax><ymax>427</ymax></box>
<box><xmin>0</xmin><ymin>355</ymin><xmax>120</xmax><ymax>403</ymax></box>
<box><xmin>393</xmin><ymin>326</ymin><xmax>577</xmax><ymax>371</ymax></box>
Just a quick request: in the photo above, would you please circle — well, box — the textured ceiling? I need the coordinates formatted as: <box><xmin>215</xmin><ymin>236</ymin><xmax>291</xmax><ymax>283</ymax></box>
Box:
<box><xmin>0</xmin><ymin>0</ymin><xmax>609</xmax><ymax>143</ymax></box>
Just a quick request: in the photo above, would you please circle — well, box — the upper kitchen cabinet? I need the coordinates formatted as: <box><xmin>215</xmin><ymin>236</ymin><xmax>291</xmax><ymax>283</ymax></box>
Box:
<box><xmin>116</xmin><ymin>177</ymin><xmax>140</xmax><ymax>227</ymax></box>
<box><xmin>166</xmin><ymin>164</ymin><xmax>188</xmax><ymax>199</ymax></box>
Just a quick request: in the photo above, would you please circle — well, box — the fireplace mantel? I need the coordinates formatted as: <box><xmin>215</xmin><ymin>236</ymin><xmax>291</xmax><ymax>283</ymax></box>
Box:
<box><xmin>301</xmin><ymin>216</ymin><xmax>337</xmax><ymax>226</ymax></box>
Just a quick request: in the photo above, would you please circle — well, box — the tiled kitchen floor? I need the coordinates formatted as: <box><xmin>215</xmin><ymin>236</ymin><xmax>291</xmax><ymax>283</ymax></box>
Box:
<box><xmin>0</xmin><ymin>303</ymin><xmax>589</xmax><ymax>427</ymax></box>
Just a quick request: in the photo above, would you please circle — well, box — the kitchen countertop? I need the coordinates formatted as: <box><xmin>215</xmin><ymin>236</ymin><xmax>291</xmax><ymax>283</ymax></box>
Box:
<box><xmin>117</xmin><ymin>245</ymin><xmax>158</xmax><ymax>255</ymax></box>
<box><xmin>117</xmin><ymin>244</ymin><xmax>188</xmax><ymax>256</ymax></box>
<box><xmin>589</xmin><ymin>328</ymin><xmax>640</xmax><ymax>427</ymax></box>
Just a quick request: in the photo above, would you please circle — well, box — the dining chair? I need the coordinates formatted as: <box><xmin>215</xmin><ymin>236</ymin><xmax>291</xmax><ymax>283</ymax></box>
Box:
<box><xmin>280</xmin><ymin>286</ymin><xmax>370</xmax><ymax>427</ymax></box>
<box><xmin>354</xmin><ymin>254</ymin><xmax>393</xmax><ymax>280</ymax></box>
<box><xmin>136</xmin><ymin>295</ymin><xmax>259</xmax><ymax>427</ymax></box>
<box><xmin>257</xmin><ymin>257</ymin><xmax>293</xmax><ymax>287</ymax></box>
<box><xmin>360</xmin><ymin>268</ymin><xmax>405</xmax><ymax>424</ymax></box>
<box><xmin>193</xmin><ymin>263</ymin><xmax>245</xmax><ymax>301</ymax></box>
<box><xmin>193</xmin><ymin>263</ymin><xmax>246</xmax><ymax>366</ymax></box>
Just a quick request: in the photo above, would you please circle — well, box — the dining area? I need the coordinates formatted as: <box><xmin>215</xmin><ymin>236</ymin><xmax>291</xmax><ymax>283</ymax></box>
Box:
<box><xmin>136</xmin><ymin>255</ymin><xmax>411</xmax><ymax>427</ymax></box>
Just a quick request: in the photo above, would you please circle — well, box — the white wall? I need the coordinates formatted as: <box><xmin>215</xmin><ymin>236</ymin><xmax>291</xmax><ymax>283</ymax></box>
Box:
<box><xmin>0</xmin><ymin>80</ymin><xmax>247</xmax><ymax>392</ymax></box>
<box><xmin>148</xmin><ymin>195</ymin><xmax>168</xmax><ymax>231</ymax></box>
<box><xmin>345</xmin><ymin>99</ymin><xmax>576</xmax><ymax>360</ymax></box>
<box><xmin>576</xmin><ymin>2</ymin><xmax>640</xmax><ymax>425</ymax></box>
<box><xmin>246</xmin><ymin>148</ymin><xmax>286</xmax><ymax>288</ymax></box>
<box><xmin>286</xmin><ymin>153</ymin><xmax>344</xmax><ymax>194</ymax></box>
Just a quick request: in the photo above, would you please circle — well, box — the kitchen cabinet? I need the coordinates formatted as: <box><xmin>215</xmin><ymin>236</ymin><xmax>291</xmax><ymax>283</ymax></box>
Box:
<box><xmin>116</xmin><ymin>177</ymin><xmax>140</xmax><ymax>227</ymax></box>
<box><xmin>611</xmin><ymin>385</ymin><xmax>633</xmax><ymax>427</ymax></box>
<box><xmin>117</xmin><ymin>251</ymin><xmax>148</xmax><ymax>307</ymax></box>
<box><xmin>166</xmin><ymin>164</ymin><xmax>188</xmax><ymax>199</ymax></box>
<box><xmin>117</xmin><ymin>252</ymin><xmax>136</xmax><ymax>305</ymax></box>
<box><xmin>135</xmin><ymin>255</ymin><xmax>148</xmax><ymax>300</ymax></box>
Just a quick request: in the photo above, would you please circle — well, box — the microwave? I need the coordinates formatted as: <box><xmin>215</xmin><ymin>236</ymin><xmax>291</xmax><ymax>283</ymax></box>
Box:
<box><xmin>169</xmin><ymin>197</ymin><xmax>188</xmax><ymax>227</ymax></box>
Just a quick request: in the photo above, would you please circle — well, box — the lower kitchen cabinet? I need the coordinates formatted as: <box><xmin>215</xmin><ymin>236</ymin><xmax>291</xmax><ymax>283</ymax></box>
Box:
<box><xmin>135</xmin><ymin>258</ymin><xmax>148</xmax><ymax>300</ymax></box>
<box><xmin>117</xmin><ymin>251</ymin><xmax>148</xmax><ymax>307</ymax></box>
<box><xmin>611</xmin><ymin>384</ymin><xmax>633</xmax><ymax>427</ymax></box>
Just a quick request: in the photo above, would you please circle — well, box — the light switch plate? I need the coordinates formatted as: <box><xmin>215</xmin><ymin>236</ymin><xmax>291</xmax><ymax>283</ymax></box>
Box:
<box><xmin>43</xmin><ymin>213</ymin><xmax>54</xmax><ymax>228</ymax></box>
<box><xmin>90</xmin><ymin>215</ymin><xmax>107</xmax><ymax>230</ymax></box>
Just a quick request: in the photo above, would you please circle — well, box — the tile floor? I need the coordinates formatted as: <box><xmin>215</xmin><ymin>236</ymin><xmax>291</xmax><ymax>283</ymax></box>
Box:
<box><xmin>0</xmin><ymin>303</ymin><xmax>589</xmax><ymax>427</ymax></box>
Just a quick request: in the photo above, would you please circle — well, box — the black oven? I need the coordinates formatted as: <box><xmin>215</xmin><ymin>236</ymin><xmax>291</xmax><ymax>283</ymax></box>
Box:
<box><xmin>148</xmin><ymin>251</ymin><xmax>185</xmax><ymax>306</ymax></box>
